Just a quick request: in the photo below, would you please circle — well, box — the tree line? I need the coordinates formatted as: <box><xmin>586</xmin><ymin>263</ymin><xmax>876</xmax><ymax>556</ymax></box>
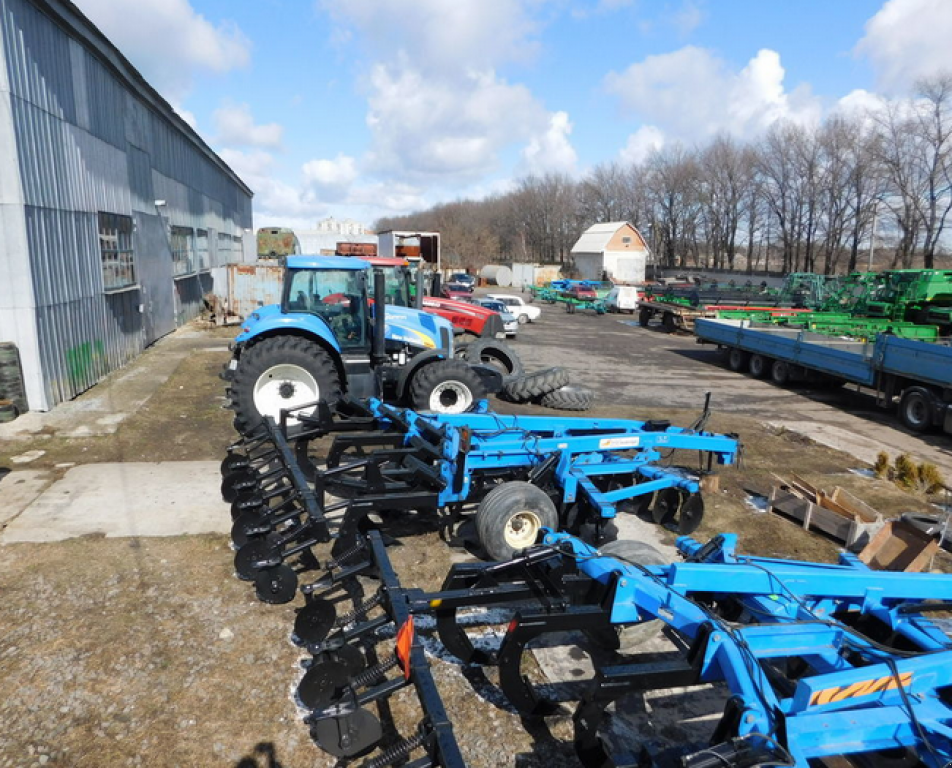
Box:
<box><xmin>376</xmin><ymin>75</ymin><xmax>952</xmax><ymax>276</ymax></box>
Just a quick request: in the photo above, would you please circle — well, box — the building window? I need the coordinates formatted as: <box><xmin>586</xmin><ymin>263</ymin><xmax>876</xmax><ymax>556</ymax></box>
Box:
<box><xmin>216</xmin><ymin>232</ymin><xmax>231</xmax><ymax>266</ymax></box>
<box><xmin>171</xmin><ymin>226</ymin><xmax>194</xmax><ymax>276</ymax></box>
<box><xmin>196</xmin><ymin>229</ymin><xmax>209</xmax><ymax>271</ymax></box>
<box><xmin>99</xmin><ymin>212</ymin><xmax>136</xmax><ymax>291</ymax></box>
<box><xmin>622</xmin><ymin>236</ymin><xmax>632</xmax><ymax>244</ymax></box>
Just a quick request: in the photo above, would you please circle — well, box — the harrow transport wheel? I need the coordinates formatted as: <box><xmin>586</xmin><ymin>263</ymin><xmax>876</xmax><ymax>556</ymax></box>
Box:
<box><xmin>727</xmin><ymin>348</ymin><xmax>749</xmax><ymax>372</ymax></box>
<box><xmin>748</xmin><ymin>353</ymin><xmax>769</xmax><ymax>378</ymax></box>
<box><xmin>294</xmin><ymin>599</ymin><xmax>338</xmax><ymax>645</ymax></box>
<box><xmin>234</xmin><ymin>535</ymin><xmax>280</xmax><ymax>581</ymax></box>
<box><xmin>230</xmin><ymin>336</ymin><xmax>342</xmax><ymax>435</ymax></box>
<box><xmin>501</xmin><ymin>367</ymin><xmax>570</xmax><ymax>403</ymax></box>
<box><xmin>476</xmin><ymin>481</ymin><xmax>557</xmax><ymax>561</ymax></box>
<box><xmin>597</xmin><ymin>540</ymin><xmax>666</xmax><ymax>651</ymax></box>
<box><xmin>311</xmin><ymin>708</ymin><xmax>382</xmax><ymax>758</ymax></box>
<box><xmin>539</xmin><ymin>384</ymin><xmax>594</xmax><ymax>411</ymax></box>
<box><xmin>409</xmin><ymin>359</ymin><xmax>486</xmax><ymax>414</ymax></box>
<box><xmin>464</xmin><ymin>339</ymin><xmax>524</xmax><ymax>379</ymax></box>
<box><xmin>651</xmin><ymin>488</ymin><xmax>683</xmax><ymax>528</ymax></box>
<box><xmin>255</xmin><ymin>564</ymin><xmax>298</xmax><ymax>604</ymax></box>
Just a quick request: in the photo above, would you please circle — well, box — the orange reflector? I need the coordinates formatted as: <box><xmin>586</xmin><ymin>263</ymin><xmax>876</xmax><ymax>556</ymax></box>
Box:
<box><xmin>507</xmin><ymin>618</ymin><xmax>519</xmax><ymax>634</ymax></box>
<box><xmin>429</xmin><ymin>599</ymin><xmax>443</xmax><ymax>609</ymax></box>
<box><xmin>395</xmin><ymin>616</ymin><xmax>415</xmax><ymax>680</ymax></box>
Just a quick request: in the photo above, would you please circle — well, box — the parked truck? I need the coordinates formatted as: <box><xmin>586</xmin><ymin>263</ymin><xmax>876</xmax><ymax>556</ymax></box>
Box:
<box><xmin>694</xmin><ymin>317</ymin><xmax>952</xmax><ymax>434</ymax></box>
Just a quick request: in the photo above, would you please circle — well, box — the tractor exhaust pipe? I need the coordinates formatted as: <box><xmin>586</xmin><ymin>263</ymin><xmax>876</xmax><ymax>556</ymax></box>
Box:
<box><xmin>415</xmin><ymin>264</ymin><xmax>424</xmax><ymax>309</ymax></box>
<box><xmin>372</xmin><ymin>268</ymin><xmax>387</xmax><ymax>367</ymax></box>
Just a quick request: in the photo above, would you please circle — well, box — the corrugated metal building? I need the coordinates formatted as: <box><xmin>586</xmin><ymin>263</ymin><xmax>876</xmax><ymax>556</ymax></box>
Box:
<box><xmin>0</xmin><ymin>0</ymin><xmax>254</xmax><ymax>412</ymax></box>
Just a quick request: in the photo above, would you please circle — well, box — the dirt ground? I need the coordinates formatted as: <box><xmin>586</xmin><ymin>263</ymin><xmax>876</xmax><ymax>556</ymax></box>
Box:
<box><xmin>1</xmin><ymin>312</ymin><xmax>950</xmax><ymax>768</ymax></box>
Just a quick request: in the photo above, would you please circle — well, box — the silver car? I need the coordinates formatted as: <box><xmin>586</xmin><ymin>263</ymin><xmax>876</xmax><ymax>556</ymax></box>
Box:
<box><xmin>476</xmin><ymin>299</ymin><xmax>519</xmax><ymax>337</ymax></box>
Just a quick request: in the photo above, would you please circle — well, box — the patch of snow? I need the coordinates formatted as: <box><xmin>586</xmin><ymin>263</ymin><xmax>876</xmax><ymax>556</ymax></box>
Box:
<box><xmin>848</xmin><ymin>468</ymin><xmax>876</xmax><ymax>478</ymax></box>
<box><xmin>744</xmin><ymin>493</ymin><xmax>769</xmax><ymax>514</ymax></box>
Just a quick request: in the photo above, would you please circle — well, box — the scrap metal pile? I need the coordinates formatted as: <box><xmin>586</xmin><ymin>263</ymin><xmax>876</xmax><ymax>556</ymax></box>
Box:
<box><xmin>219</xmin><ymin>401</ymin><xmax>952</xmax><ymax>767</ymax></box>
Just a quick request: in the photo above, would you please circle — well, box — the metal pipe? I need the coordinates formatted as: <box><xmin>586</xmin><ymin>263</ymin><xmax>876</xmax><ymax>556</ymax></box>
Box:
<box><xmin>415</xmin><ymin>264</ymin><xmax>424</xmax><ymax>309</ymax></box>
<box><xmin>372</xmin><ymin>268</ymin><xmax>387</xmax><ymax>366</ymax></box>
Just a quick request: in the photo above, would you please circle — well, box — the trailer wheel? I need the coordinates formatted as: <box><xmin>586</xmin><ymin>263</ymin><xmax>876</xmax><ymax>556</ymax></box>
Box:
<box><xmin>662</xmin><ymin>312</ymin><xmax>678</xmax><ymax>333</ymax></box>
<box><xmin>409</xmin><ymin>359</ymin><xmax>486</xmax><ymax>414</ymax></box>
<box><xmin>899</xmin><ymin>387</ymin><xmax>935</xmax><ymax>433</ymax></box>
<box><xmin>748</xmin><ymin>354</ymin><xmax>769</xmax><ymax>378</ymax></box>
<box><xmin>502</xmin><ymin>367</ymin><xmax>570</xmax><ymax>403</ymax></box>
<box><xmin>770</xmin><ymin>360</ymin><xmax>792</xmax><ymax>386</ymax></box>
<box><xmin>464</xmin><ymin>339</ymin><xmax>524</xmax><ymax>379</ymax></box>
<box><xmin>728</xmin><ymin>348</ymin><xmax>749</xmax><ymax>372</ymax></box>
<box><xmin>231</xmin><ymin>336</ymin><xmax>342</xmax><ymax>435</ymax></box>
<box><xmin>638</xmin><ymin>307</ymin><xmax>652</xmax><ymax>327</ymax></box>
<box><xmin>476</xmin><ymin>481</ymin><xmax>558</xmax><ymax>561</ymax></box>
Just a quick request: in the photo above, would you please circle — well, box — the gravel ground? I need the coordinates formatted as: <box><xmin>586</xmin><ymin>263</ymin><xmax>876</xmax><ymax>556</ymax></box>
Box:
<box><xmin>1</xmin><ymin>312</ymin><xmax>949</xmax><ymax>768</ymax></box>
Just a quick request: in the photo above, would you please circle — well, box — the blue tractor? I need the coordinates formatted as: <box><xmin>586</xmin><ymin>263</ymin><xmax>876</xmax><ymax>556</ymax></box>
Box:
<box><xmin>224</xmin><ymin>256</ymin><xmax>501</xmax><ymax>433</ymax></box>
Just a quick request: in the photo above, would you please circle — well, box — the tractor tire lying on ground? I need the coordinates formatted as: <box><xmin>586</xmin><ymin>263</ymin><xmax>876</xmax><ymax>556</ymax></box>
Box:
<box><xmin>597</xmin><ymin>539</ymin><xmax>666</xmax><ymax>651</ymax></box>
<box><xmin>501</xmin><ymin>367</ymin><xmax>569</xmax><ymax>403</ymax></box>
<box><xmin>539</xmin><ymin>384</ymin><xmax>594</xmax><ymax>411</ymax></box>
<box><xmin>409</xmin><ymin>359</ymin><xmax>487</xmax><ymax>414</ymax></box>
<box><xmin>229</xmin><ymin>336</ymin><xmax>342</xmax><ymax>435</ymax></box>
<box><xmin>464</xmin><ymin>339</ymin><xmax>524</xmax><ymax>380</ymax></box>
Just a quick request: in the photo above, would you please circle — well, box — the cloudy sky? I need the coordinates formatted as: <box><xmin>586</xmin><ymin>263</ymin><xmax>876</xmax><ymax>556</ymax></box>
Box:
<box><xmin>73</xmin><ymin>0</ymin><xmax>952</xmax><ymax>228</ymax></box>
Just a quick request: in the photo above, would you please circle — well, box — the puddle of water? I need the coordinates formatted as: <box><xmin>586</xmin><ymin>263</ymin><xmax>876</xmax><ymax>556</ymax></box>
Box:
<box><xmin>745</xmin><ymin>493</ymin><xmax>769</xmax><ymax>514</ymax></box>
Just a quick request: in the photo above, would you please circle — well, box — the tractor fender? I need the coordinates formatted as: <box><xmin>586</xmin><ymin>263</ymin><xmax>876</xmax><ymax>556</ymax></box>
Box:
<box><xmin>235</xmin><ymin>309</ymin><xmax>342</xmax><ymax>355</ymax></box>
<box><xmin>394</xmin><ymin>354</ymin><xmax>504</xmax><ymax>399</ymax></box>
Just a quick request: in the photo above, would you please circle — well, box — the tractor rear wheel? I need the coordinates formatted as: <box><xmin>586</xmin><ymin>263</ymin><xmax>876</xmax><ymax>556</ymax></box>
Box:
<box><xmin>409</xmin><ymin>359</ymin><xmax>486</xmax><ymax>414</ymax></box>
<box><xmin>230</xmin><ymin>336</ymin><xmax>341</xmax><ymax>435</ymax></box>
<box><xmin>476</xmin><ymin>481</ymin><xmax>557</xmax><ymax>561</ymax></box>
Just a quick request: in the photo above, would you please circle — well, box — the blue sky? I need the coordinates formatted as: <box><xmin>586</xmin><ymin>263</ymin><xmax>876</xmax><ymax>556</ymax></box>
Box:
<box><xmin>73</xmin><ymin>0</ymin><xmax>952</xmax><ymax>228</ymax></box>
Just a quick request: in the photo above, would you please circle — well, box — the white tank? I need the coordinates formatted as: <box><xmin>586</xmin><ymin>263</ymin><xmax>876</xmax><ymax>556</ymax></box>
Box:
<box><xmin>480</xmin><ymin>264</ymin><xmax>512</xmax><ymax>287</ymax></box>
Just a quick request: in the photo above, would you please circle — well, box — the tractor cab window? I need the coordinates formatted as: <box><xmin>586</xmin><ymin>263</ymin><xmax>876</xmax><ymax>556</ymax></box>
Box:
<box><xmin>379</xmin><ymin>266</ymin><xmax>412</xmax><ymax>307</ymax></box>
<box><xmin>286</xmin><ymin>268</ymin><xmax>368</xmax><ymax>350</ymax></box>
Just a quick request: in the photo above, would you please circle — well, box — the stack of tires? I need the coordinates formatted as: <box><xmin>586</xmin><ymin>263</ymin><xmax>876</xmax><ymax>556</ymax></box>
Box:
<box><xmin>457</xmin><ymin>339</ymin><xmax>594</xmax><ymax>411</ymax></box>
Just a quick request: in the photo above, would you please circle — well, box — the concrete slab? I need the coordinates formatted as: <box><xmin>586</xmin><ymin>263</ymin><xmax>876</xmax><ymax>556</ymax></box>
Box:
<box><xmin>1</xmin><ymin>461</ymin><xmax>230</xmax><ymax>543</ymax></box>
<box><xmin>0</xmin><ymin>469</ymin><xmax>53</xmax><ymax>526</ymax></box>
<box><xmin>767</xmin><ymin>420</ymin><xmax>891</xmax><ymax>466</ymax></box>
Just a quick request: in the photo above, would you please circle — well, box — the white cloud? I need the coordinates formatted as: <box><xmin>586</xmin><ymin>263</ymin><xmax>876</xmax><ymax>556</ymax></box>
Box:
<box><xmin>521</xmin><ymin>111</ymin><xmax>578</xmax><ymax>175</ymax></box>
<box><xmin>364</xmin><ymin>61</ymin><xmax>550</xmax><ymax>181</ymax></box>
<box><xmin>74</xmin><ymin>0</ymin><xmax>249</xmax><ymax>100</ymax></box>
<box><xmin>319</xmin><ymin>0</ymin><xmax>577</xmax><ymax>192</ymax></box>
<box><xmin>856</xmin><ymin>0</ymin><xmax>952</xmax><ymax>93</ymax></box>
<box><xmin>619</xmin><ymin>125</ymin><xmax>666</xmax><ymax>165</ymax></box>
<box><xmin>672</xmin><ymin>1</ymin><xmax>704</xmax><ymax>36</ymax></box>
<box><xmin>605</xmin><ymin>47</ymin><xmax>821</xmax><ymax>142</ymax></box>
<box><xmin>320</xmin><ymin>0</ymin><xmax>538</xmax><ymax>75</ymax></box>
<box><xmin>302</xmin><ymin>155</ymin><xmax>359</xmax><ymax>201</ymax></box>
<box><xmin>214</xmin><ymin>103</ymin><xmax>284</xmax><ymax>149</ymax></box>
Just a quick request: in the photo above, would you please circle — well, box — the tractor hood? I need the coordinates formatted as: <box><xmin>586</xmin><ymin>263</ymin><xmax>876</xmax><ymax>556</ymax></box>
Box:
<box><xmin>384</xmin><ymin>304</ymin><xmax>453</xmax><ymax>351</ymax></box>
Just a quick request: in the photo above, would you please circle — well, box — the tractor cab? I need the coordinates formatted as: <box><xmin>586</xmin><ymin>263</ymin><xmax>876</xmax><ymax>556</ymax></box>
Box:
<box><xmin>283</xmin><ymin>258</ymin><xmax>370</xmax><ymax>352</ymax></box>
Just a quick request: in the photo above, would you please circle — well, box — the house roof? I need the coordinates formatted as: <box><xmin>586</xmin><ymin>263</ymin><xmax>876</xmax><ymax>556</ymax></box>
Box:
<box><xmin>570</xmin><ymin>221</ymin><xmax>644</xmax><ymax>254</ymax></box>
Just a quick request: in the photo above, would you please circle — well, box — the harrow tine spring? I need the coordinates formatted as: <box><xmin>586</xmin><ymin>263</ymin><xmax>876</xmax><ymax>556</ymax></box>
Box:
<box><xmin>334</xmin><ymin>591</ymin><xmax>385</xmax><ymax>629</ymax></box>
<box><xmin>350</xmin><ymin>654</ymin><xmax>399</xmax><ymax>690</ymax></box>
<box><xmin>361</xmin><ymin>724</ymin><xmax>428</xmax><ymax>768</ymax></box>
<box><xmin>326</xmin><ymin>541</ymin><xmax>367</xmax><ymax>571</ymax></box>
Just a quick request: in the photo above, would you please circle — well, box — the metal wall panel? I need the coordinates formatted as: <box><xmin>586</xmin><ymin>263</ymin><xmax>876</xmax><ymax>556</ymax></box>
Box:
<box><xmin>0</xmin><ymin>0</ymin><xmax>253</xmax><ymax>409</ymax></box>
<box><xmin>227</xmin><ymin>263</ymin><xmax>284</xmax><ymax>319</ymax></box>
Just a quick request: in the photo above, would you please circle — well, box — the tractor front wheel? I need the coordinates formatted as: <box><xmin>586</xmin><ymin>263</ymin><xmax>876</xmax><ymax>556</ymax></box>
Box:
<box><xmin>409</xmin><ymin>359</ymin><xmax>487</xmax><ymax>414</ymax></box>
<box><xmin>230</xmin><ymin>336</ymin><xmax>342</xmax><ymax>435</ymax></box>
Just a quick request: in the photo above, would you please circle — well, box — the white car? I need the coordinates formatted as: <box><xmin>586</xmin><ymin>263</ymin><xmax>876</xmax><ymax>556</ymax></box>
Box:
<box><xmin>486</xmin><ymin>293</ymin><xmax>542</xmax><ymax>324</ymax></box>
<box><xmin>475</xmin><ymin>299</ymin><xmax>519</xmax><ymax>337</ymax></box>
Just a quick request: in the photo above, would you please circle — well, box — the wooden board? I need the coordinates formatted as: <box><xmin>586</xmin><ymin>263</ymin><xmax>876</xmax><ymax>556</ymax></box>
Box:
<box><xmin>859</xmin><ymin>520</ymin><xmax>939</xmax><ymax>572</ymax></box>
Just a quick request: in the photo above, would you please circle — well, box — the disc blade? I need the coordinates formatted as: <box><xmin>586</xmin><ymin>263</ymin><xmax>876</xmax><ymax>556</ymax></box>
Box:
<box><xmin>234</xmin><ymin>538</ymin><xmax>274</xmax><ymax>581</ymax></box>
<box><xmin>298</xmin><ymin>660</ymin><xmax>351</xmax><ymax>710</ymax></box>
<box><xmin>255</xmin><ymin>564</ymin><xmax>298</xmax><ymax>605</ymax></box>
<box><xmin>231</xmin><ymin>509</ymin><xmax>270</xmax><ymax>549</ymax></box>
<box><xmin>678</xmin><ymin>494</ymin><xmax>704</xmax><ymax>535</ymax></box>
<box><xmin>294</xmin><ymin>599</ymin><xmax>337</xmax><ymax>645</ymax></box>
<box><xmin>651</xmin><ymin>488</ymin><xmax>681</xmax><ymax>527</ymax></box>
<box><xmin>311</xmin><ymin>708</ymin><xmax>382</xmax><ymax>757</ymax></box>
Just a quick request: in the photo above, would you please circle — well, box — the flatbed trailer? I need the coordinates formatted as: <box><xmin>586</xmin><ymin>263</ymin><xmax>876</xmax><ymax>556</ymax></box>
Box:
<box><xmin>694</xmin><ymin>317</ymin><xmax>952</xmax><ymax>434</ymax></box>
